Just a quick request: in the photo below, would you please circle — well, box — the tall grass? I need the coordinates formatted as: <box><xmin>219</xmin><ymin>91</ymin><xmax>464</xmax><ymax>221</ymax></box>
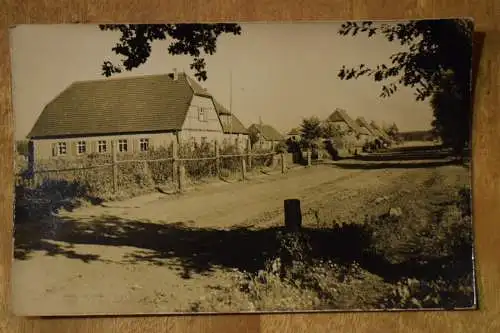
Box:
<box><xmin>193</xmin><ymin>185</ymin><xmax>475</xmax><ymax>312</ymax></box>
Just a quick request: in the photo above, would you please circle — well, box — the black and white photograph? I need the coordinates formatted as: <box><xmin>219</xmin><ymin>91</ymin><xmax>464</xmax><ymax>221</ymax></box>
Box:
<box><xmin>11</xmin><ymin>19</ymin><xmax>476</xmax><ymax>316</ymax></box>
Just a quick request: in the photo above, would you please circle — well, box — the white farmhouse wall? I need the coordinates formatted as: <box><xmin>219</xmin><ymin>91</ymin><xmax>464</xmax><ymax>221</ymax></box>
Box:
<box><xmin>222</xmin><ymin>133</ymin><xmax>250</xmax><ymax>151</ymax></box>
<box><xmin>179</xmin><ymin>95</ymin><xmax>225</xmax><ymax>144</ymax></box>
<box><xmin>32</xmin><ymin>132</ymin><xmax>177</xmax><ymax>161</ymax></box>
<box><xmin>32</xmin><ymin>95</ymin><xmax>249</xmax><ymax>161</ymax></box>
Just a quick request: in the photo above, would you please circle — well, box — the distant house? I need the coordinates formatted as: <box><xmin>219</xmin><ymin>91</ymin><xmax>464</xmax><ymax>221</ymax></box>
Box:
<box><xmin>286</xmin><ymin>128</ymin><xmax>302</xmax><ymax>142</ymax></box>
<box><xmin>248</xmin><ymin>123</ymin><xmax>285</xmax><ymax>150</ymax></box>
<box><xmin>369</xmin><ymin>121</ymin><xmax>393</xmax><ymax>144</ymax></box>
<box><xmin>355</xmin><ymin>117</ymin><xmax>378</xmax><ymax>142</ymax></box>
<box><xmin>397</xmin><ymin>130</ymin><xmax>435</xmax><ymax>142</ymax></box>
<box><xmin>212</xmin><ymin>99</ymin><xmax>250</xmax><ymax>150</ymax></box>
<box><xmin>26</xmin><ymin>71</ymin><xmax>249</xmax><ymax>162</ymax></box>
<box><xmin>325</xmin><ymin>108</ymin><xmax>370</xmax><ymax>151</ymax></box>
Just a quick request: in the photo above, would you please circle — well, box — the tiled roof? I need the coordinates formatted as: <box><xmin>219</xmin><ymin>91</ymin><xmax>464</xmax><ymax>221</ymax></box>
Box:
<box><xmin>212</xmin><ymin>99</ymin><xmax>249</xmax><ymax>134</ymax></box>
<box><xmin>28</xmin><ymin>72</ymin><xmax>249</xmax><ymax>138</ymax></box>
<box><xmin>355</xmin><ymin>117</ymin><xmax>377</xmax><ymax>136</ymax></box>
<box><xmin>28</xmin><ymin>73</ymin><xmax>194</xmax><ymax>138</ymax></box>
<box><xmin>249</xmin><ymin>124</ymin><xmax>285</xmax><ymax>141</ymax></box>
<box><xmin>369</xmin><ymin>121</ymin><xmax>393</xmax><ymax>142</ymax></box>
<box><xmin>327</xmin><ymin>108</ymin><xmax>369</xmax><ymax>135</ymax></box>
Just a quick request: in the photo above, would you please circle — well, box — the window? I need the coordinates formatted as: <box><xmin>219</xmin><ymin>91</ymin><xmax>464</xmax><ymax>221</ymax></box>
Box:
<box><xmin>139</xmin><ymin>138</ymin><xmax>149</xmax><ymax>152</ymax></box>
<box><xmin>77</xmin><ymin>141</ymin><xmax>86</xmax><ymax>154</ymax></box>
<box><xmin>98</xmin><ymin>140</ymin><xmax>107</xmax><ymax>153</ymax></box>
<box><xmin>118</xmin><ymin>139</ymin><xmax>128</xmax><ymax>153</ymax></box>
<box><xmin>54</xmin><ymin>142</ymin><xmax>67</xmax><ymax>156</ymax></box>
<box><xmin>198</xmin><ymin>107</ymin><xmax>208</xmax><ymax>122</ymax></box>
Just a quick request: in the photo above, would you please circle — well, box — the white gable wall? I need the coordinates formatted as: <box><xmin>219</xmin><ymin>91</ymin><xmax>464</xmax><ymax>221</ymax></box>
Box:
<box><xmin>179</xmin><ymin>95</ymin><xmax>225</xmax><ymax>144</ymax></box>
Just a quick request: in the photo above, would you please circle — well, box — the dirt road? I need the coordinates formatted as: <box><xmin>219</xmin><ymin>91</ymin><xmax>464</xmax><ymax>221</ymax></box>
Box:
<box><xmin>12</xmin><ymin>147</ymin><xmax>469</xmax><ymax>315</ymax></box>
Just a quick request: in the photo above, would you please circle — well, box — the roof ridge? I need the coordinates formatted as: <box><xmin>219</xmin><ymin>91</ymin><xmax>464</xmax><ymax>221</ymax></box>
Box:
<box><xmin>70</xmin><ymin>72</ymin><xmax>181</xmax><ymax>86</ymax></box>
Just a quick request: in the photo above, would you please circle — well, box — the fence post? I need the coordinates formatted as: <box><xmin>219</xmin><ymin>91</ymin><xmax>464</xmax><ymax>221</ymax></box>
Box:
<box><xmin>172</xmin><ymin>141</ymin><xmax>178</xmax><ymax>184</ymax></box>
<box><xmin>178</xmin><ymin>161</ymin><xmax>186</xmax><ymax>192</ymax></box>
<box><xmin>241</xmin><ymin>156</ymin><xmax>247</xmax><ymax>180</ymax></box>
<box><xmin>246</xmin><ymin>139</ymin><xmax>252</xmax><ymax>169</ymax></box>
<box><xmin>33</xmin><ymin>167</ymin><xmax>41</xmax><ymax>187</ymax></box>
<box><xmin>284</xmin><ymin>199</ymin><xmax>302</xmax><ymax>232</ymax></box>
<box><xmin>215</xmin><ymin>141</ymin><xmax>220</xmax><ymax>177</ymax></box>
<box><xmin>281</xmin><ymin>152</ymin><xmax>286</xmax><ymax>174</ymax></box>
<box><xmin>111</xmin><ymin>140</ymin><xmax>118</xmax><ymax>193</ymax></box>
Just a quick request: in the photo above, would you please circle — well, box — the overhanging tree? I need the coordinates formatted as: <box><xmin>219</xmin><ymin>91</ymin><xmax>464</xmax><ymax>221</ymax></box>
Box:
<box><xmin>99</xmin><ymin>24</ymin><xmax>242</xmax><ymax>81</ymax></box>
<box><xmin>337</xmin><ymin>19</ymin><xmax>473</xmax><ymax>155</ymax></box>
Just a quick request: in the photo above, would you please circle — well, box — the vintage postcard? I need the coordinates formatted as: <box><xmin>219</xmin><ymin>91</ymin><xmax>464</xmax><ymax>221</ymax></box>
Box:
<box><xmin>10</xmin><ymin>19</ymin><xmax>476</xmax><ymax>316</ymax></box>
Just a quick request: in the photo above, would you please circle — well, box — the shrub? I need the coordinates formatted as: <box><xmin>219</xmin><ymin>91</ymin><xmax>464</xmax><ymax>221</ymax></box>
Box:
<box><xmin>366</xmin><ymin>185</ymin><xmax>475</xmax><ymax>309</ymax></box>
<box><xmin>274</xmin><ymin>141</ymin><xmax>288</xmax><ymax>153</ymax></box>
<box><xmin>178</xmin><ymin>142</ymin><xmax>217</xmax><ymax>181</ymax></box>
<box><xmin>383</xmin><ymin>274</ymin><xmax>475</xmax><ymax>309</ymax></box>
<box><xmin>249</xmin><ymin>150</ymin><xmax>275</xmax><ymax>171</ymax></box>
<box><xmin>219</xmin><ymin>145</ymin><xmax>242</xmax><ymax>176</ymax></box>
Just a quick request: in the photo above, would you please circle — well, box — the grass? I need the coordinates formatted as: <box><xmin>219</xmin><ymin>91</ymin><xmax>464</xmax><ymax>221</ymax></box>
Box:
<box><xmin>192</xmin><ymin>183</ymin><xmax>475</xmax><ymax>312</ymax></box>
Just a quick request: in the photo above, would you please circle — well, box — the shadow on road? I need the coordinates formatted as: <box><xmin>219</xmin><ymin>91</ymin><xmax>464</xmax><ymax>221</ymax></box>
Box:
<box><xmin>14</xmin><ymin>214</ymin><xmax>473</xmax><ymax>286</ymax></box>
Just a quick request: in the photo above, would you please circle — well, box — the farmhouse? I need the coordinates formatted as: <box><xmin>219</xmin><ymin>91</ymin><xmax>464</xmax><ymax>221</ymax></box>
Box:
<box><xmin>325</xmin><ymin>108</ymin><xmax>370</xmax><ymax>152</ymax></box>
<box><xmin>248</xmin><ymin>123</ymin><xmax>285</xmax><ymax>151</ymax></box>
<box><xmin>212</xmin><ymin>99</ymin><xmax>250</xmax><ymax>150</ymax></box>
<box><xmin>369</xmin><ymin>121</ymin><xmax>393</xmax><ymax>144</ymax></box>
<box><xmin>397</xmin><ymin>130</ymin><xmax>435</xmax><ymax>142</ymax></box>
<box><xmin>355</xmin><ymin>117</ymin><xmax>378</xmax><ymax>142</ymax></box>
<box><xmin>286</xmin><ymin>128</ymin><xmax>302</xmax><ymax>142</ymax></box>
<box><xmin>26</xmin><ymin>71</ymin><xmax>250</xmax><ymax>161</ymax></box>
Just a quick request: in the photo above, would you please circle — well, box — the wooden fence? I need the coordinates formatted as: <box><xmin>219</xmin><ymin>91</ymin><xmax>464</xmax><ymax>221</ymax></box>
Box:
<box><xmin>16</xmin><ymin>141</ymin><xmax>297</xmax><ymax>194</ymax></box>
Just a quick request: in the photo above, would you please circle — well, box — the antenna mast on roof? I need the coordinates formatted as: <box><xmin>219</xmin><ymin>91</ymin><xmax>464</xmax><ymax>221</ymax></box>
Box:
<box><xmin>229</xmin><ymin>69</ymin><xmax>233</xmax><ymax>136</ymax></box>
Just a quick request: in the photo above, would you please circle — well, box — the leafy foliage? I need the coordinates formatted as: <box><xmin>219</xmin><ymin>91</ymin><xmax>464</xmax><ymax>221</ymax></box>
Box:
<box><xmin>299</xmin><ymin>117</ymin><xmax>323</xmax><ymax>148</ymax></box>
<box><xmin>321</xmin><ymin>121</ymin><xmax>345</xmax><ymax>139</ymax></box>
<box><xmin>100</xmin><ymin>24</ymin><xmax>242</xmax><ymax>81</ymax></box>
<box><xmin>16</xmin><ymin>140</ymin><xmax>29</xmax><ymax>157</ymax></box>
<box><xmin>337</xmin><ymin>19</ymin><xmax>474</xmax><ymax>153</ymax></box>
<box><xmin>248</xmin><ymin>126</ymin><xmax>261</xmax><ymax>148</ymax></box>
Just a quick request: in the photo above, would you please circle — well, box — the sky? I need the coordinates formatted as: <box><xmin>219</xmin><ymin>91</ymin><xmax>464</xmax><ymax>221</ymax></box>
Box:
<box><xmin>9</xmin><ymin>22</ymin><xmax>434</xmax><ymax>140</ymax></box>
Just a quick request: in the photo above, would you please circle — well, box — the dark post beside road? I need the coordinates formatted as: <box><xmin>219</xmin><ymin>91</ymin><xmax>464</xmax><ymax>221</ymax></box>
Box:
<box><xmin>284</xmin><ymin>199</ymin><xmax>302</xmax><ymax>232</ymax></box>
